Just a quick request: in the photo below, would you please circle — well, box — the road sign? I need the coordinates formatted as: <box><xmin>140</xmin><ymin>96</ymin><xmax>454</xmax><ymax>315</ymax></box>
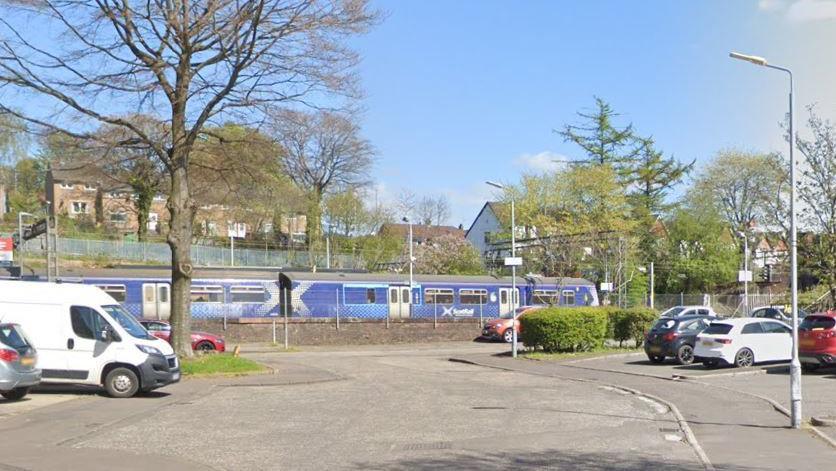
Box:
<box><xmin>24</xmin><ymin>219</ymin><xmax>47</xmax><ymax>240</ymax></box>
<box><xmin>600</xmin><ymin>282</ymin><xmax>613</xmax><ymax>292</ymax></box>
<box><xmin>0</xmin><ymin>237</ymin><xmax>13</xmax><ymax>265</ymax></box>
<box><xmin>504</xmin><ymin>257</ymin><xmax>523</xmax><ymax>267</ymax></box>
<box><xmin>738</xmin><ymin>270</ymin><xmax>753</xmax><ymax>282</ymax></box>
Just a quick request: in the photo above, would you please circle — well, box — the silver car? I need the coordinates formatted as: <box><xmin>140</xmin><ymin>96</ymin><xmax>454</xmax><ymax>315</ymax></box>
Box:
<box><xmin>0</xmin><ymin>323</ymin><xmax>40</xmax><ymax>401</ymax></box>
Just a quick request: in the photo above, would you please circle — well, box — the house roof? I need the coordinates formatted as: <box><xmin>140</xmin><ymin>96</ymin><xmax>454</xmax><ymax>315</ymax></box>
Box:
<box><xmin>465</xmin><ymin>201</ymin><xmax>508</xmax><ymax>238</ymax></box>
<box><xmin>50</xmin><ymin>165</ymin><xmax>130</xmax><ymax>192</ymax></box>
<box><xmin>378</xmin><ymin>223</ymin><xmax>465</xmax><ymax>241</ymax></box>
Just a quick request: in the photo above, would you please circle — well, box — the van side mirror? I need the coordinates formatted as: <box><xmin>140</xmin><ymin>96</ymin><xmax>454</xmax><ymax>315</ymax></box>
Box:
<box><xmin>98</xmin><ymin>326</ymin><xmax>120</xmax><ymax>343</ymax></box>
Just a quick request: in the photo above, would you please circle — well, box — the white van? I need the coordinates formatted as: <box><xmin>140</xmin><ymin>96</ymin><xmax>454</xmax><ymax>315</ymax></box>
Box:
<box><xmin>0</xmin><ymin>280</ymin><xmax>179</xmax><ymax>397</ymax></box>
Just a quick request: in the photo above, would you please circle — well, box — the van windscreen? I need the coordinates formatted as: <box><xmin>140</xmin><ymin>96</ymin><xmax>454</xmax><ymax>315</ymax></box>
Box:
<box><xmin>101</xmin><ymin>305</ymin><xmax>155</xmax><ymax>340</ymax></box>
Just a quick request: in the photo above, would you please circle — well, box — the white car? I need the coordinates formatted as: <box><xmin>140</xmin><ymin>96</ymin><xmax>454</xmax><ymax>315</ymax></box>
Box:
<box><xmin>694</xmin><ymin>318</ymin><xmax>792</xmax><ymax>368</ymax></box>
<box><xmin>659</xmin><ymin>305</ymin><xmax>718</xmax><ymax>319</ymax></box>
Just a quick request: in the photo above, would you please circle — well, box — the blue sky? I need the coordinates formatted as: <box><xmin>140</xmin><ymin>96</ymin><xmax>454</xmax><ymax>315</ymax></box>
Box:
<box><xmin>353</xmin><ymin>0</ymin><xmax>836</xmax><ymax>227</ymax></box>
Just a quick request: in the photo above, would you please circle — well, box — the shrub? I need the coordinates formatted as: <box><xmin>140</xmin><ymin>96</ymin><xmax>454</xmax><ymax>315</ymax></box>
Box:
<box><xmin>608</xmin><ymin>307</ymin><xmax>658</xmax><ymax>347</ymax></box>
<box><xmin>520</xmin><ymin>307</ymin><xmax>609</xmax><ymax>353</ymax></box>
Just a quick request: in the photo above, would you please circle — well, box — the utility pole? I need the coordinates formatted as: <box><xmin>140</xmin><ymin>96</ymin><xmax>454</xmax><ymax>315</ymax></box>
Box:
<box><xmin>649</xmin><ymin>261</ymin><xmax>655</xmax><ymax>309</ymax></box>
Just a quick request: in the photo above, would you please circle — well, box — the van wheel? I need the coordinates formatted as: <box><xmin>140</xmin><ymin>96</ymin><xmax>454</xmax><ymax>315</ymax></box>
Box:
<box><xmin>1</xmin><ymin>387</ymin><xmax>29</xmax><ymax>401</ymax></box>
<box><xmin>105</xmin><ymin>367</ymin><xmax>140</xmax><ymax>398</ymax></box>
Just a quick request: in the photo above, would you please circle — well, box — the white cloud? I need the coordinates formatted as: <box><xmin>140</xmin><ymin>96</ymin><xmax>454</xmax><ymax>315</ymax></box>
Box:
<box><xmin>513</xmin><ymin>151</ymin><xmax>568</xmax><ymax>173</ymax></box>
<box><xmin>758</xmin><ymin>0</ymin><xmax>786</xmax><ymax>12</ymax></box>
<box><xmin>787</xmin><ymin>0</ymin><xmax>836</xmax><ymax>22</ymax></box>
<box><xmin>759</xmin><ymin>0</ymin><xmax>836</xmax><ymax>22</ymax></box>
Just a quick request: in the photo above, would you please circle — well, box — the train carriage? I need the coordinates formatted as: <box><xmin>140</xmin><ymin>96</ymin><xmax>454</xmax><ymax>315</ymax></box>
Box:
<box><xmin>4</xmin><ymin>267</ymin><xmax>598</xmax><ymax>321</ymax></box>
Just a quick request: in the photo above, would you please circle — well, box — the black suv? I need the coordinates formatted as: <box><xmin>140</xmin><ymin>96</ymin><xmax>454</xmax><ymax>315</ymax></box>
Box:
<box><xmin>644</xmin><ymin>315</ymin><xmax>712</xmax><ymax>365</ymax></box>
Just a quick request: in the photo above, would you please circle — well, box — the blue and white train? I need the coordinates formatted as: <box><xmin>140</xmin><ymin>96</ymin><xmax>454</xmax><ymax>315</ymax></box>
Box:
<box><xmin>6</xmin><ymin>267</ymin><xmax>599</xmax><ymax>320</ymax></box>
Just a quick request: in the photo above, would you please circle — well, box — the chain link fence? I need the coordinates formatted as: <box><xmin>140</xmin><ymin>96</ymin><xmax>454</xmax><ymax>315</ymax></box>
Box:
<box><xmin>653</xmin><ymin>293</ymin><xmax>786</xmax><ymax>317</ymax></box>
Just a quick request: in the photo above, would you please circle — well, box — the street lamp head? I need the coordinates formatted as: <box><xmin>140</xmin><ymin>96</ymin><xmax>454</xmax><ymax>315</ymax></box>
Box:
<box><xmin>729</xmin><ymin>52</ymin><xmax>768</xmax><ymax>67</ymax></box>
<box><xmin>485</xmin><ymin>181</ymin><xmax>504</xmax><ymax>190</ymax></box>
<box><xmin>402</xmin><ymin>216</ymin><xmax>409</xmax><ymax>223</ymax></box>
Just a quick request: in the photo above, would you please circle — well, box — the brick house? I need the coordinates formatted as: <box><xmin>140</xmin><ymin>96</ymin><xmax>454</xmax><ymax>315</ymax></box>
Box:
<box><xmin>47</xmin><ymin>167</ymin><xmax>306</xmax><ymax>241</ymax></box>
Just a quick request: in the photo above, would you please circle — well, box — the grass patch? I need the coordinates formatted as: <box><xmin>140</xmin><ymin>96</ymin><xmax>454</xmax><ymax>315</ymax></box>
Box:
<box><xmin>180</xmin><ymin>353</ymin><xmax>266</xmax><ymax>376</ymax></box>
<box><xmin>522</xmin><ymin>347</ymin><xmax>642</xmax><ymax>362</ymax></box>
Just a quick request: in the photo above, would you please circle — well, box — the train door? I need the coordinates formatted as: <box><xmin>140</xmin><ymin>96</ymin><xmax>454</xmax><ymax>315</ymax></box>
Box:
<box><xmin>388</xmin><ymin>285</ymin><xmax>411</xmax><ymax>319</ymax></box>
<box><xmin>142</xmin><ymin>283</ymin><xmax>171</xmax><ymax>320</ymax></box>
<box><xmin>499</xmin><ymin>288</ymin><xmax>511</xmax><ymax>316</ymax></box>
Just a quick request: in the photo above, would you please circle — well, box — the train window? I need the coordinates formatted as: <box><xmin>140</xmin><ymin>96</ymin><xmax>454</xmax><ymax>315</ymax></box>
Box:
<box><xmin>425</xmin><ymin>288</ymin><xmax>454</xmax><ymax>304</ymax></box>
<box><xmin>367</xmin><ymin>289</ymin><xmax>376</xmax><ymax>304</ymax></box>
<box><xmin>500</xmin><ymin>290</ymin><xmax>508</xmax><ymax>304</ymax></box>
<box><xmin>230</xmin><ymin>286</ymin><xmax>265</xmax><ymax>303</ymax></box>
<box><xmin>389</xmin><ymin>289</ymin><xmax>397</xmax><ymax>303</ymax></box>
<box><xmin>96</xmin><ymin>285</ymin><xmax>127</xmax><ymax>302</ymax></box>
<box><xmin>460</xmin><ymin>289</ymin><xmax>487</xmax><ymax>304</ymax></box>
<box><xmin>562</xmin><ymin>290</ymin><xmax>576</xmax><ymax>306</ymax></box>
<box><xmin>191</xmin><ymin>285</ymin><xmax>223</xmax><ymax>303</ymax></box>
<box><xmin>533</xmin><ymin>290</ymin><xmax>559</xmax><ymax>305</ymax></box>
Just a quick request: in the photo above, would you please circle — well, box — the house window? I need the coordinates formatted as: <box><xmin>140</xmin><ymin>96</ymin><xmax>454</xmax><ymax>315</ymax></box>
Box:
<box><xmin>459</xmin><ymin>289</ymin><xmax>487</xmax><ymax>305</ymax></box>
<box><xmin>425</xmin><ymin>288</ymin><xmax>454</xmax><ymax>304</ymax></box>
<box><xmin>230</xmin><ymin>286</ymin><xmax>265</xmax><ymax>303</ymax></box>
<box><xmin>95</xmin><ymin>285</ymin><xmax>127</xmax><ymax>302</ymax></box>
<box><xmin>59</xmin><ymin>182</ymin><xmax>74</xmax><ymax>190</ymax></box>
<box><xmin>190</xmin><ymin>285</ymin><xmax>223</xmax><ymax>303</ymax></box>
<box><xmin>109</xmin><ymin>212</ymin><xmax>127</xmax><ymax>223</ymax></box>
<box><xmin>562</xmin><ymin>290</ymin><xmax>576</xmax><ymax>306</ymax></box>
<box><xmin>71</xmin><ymin>201</ymin><xmax>89</xmax><ymax>214</ymax></box>
<box><xmin>83</xmin><ymin>184</ymin><xmax>97</xmax><ymax>191</ymax></box>
<box><xmin>533</xmin><ymin>290</ymin><xmax>559</xmax><ymax>305</ymax></box>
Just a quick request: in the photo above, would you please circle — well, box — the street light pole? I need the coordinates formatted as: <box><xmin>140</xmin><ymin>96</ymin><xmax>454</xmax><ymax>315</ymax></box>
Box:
<box><xmin>486</xmin><ymin>181</ymin><xmax>518</xmax><ymax>358</ymax></box>
<box><xmin>738</xmin><ymin>231</ymin><xmax>749</xmax><ymax>316</ymax></box>
<box><xmin>730</xmin><ymin>51</ymin><xmax>801</xmax><ymax>428</ymax></box>
<box><xmin>17</xmin><ymin>211</ymin><xmax>33</xmax><ymax>273</ymax></box>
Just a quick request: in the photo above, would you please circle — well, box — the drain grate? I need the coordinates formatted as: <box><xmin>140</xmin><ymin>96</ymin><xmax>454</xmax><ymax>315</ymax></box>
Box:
<box><xmin>401</xmin><ymin>442</ymin><xmax>453</xmax><ymax>451</ymax></box>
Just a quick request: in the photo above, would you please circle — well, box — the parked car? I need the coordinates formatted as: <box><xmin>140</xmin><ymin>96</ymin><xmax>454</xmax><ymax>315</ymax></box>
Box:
<box><xmin>0</xmin><ymin>323</ymin><xmax>40</xmax><ymax>401</ymax></box>
<box><xmin>694</xmin><ymin>318</ymin><xmax>792</xmax><ymax>368</ymax></box>
<box><xmin>0</xmin><ymin>280</ymin><xmax>179</xmax><ymax>398</ymax></box>
<box><xmin>644</xmin><ymin>315</ymin><xmax>712</xmax><ymax>365</ymax></box>
<box><xmin>481</xmin><ymin>306</ymin><xmax>542</xmax><ymax>343</ymax></box>
<box><xmin>139</xmin><ymin>320</ymin><xmax>226</xmax><ymax>352</ymax></box>
<box><xmin>659</xmin><ymin>305</ymin><xmax>718</xmax><ymax>319</ymax></box>
<box><xmin>799</xmin><ymin>311</ymin><xmax>836</xmax><ymax>372</ymax></box>
<box><xmin>750</xmin><ymin>305</ymin><xmax>809</xmax><ymax>325</ymax></box>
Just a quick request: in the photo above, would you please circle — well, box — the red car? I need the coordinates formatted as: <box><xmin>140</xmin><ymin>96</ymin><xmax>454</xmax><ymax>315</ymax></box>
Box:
<box><xmin>139</xmin><ymin>320</ymin><xmax>226</xmax><ymax>352</ymax></box>
<box><xmin>481</xmin><ymin>306</ymin><xmax>543</xmax><ymax>343</ymax></box>
<box><xmin>799</xmin><ymin>311</ymin><xmax>836</xmax><ymax>372</ymax></box>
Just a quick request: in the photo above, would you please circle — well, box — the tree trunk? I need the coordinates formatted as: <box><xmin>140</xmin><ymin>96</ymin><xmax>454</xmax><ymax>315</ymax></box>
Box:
<box><xmin>167</xmin><ymin>164</ymin><xmax>195</xmax><ymax>358</ymax></box>
<box><xmin>137</xmin><ymin>211</ymin><xmax>148</xmax><ymax>242</ymax></box>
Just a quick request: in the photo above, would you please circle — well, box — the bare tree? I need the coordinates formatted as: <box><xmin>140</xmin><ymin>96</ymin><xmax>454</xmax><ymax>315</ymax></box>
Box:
<box><xmin>416</xmin><ymin>194</ymin><xmax>450</xmax><ymax>226</ymax></box>
<box><xmin>272</xmin><ymin>109</ymin><xmax>374</xmax><ymax>245</ymax></box>
<box><xmin>0</xmin><ymin>0</ymin><xmax>376</xmax><ymax>355</ymax></box>
<box><xmin>395</xmin><ymin>188</ymin><xmax>416</xmax><ymax>220</ymax></box>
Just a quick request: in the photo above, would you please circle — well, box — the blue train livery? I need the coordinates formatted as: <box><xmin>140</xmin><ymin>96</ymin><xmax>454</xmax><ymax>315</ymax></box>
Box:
<box><xmin>4</xmin><ymin>267</ymin><xmax>598</xmax><ymax>321</ymax></box>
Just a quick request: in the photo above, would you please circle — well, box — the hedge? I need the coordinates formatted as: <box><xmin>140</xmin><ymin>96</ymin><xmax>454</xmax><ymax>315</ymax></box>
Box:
<box><xmin>520</xmin><ymin>307</ymin><xmax>609</xmax><ymax>352</ymax></box>
<box><xmin>519</xmin><ymin>306</ymin><xmax>659</xmax><ymax>353</ymax></box>
<box><xmin>608</xmin><ymin>307</ymin><xmax>658</xmax><ymax>348</ymax></box>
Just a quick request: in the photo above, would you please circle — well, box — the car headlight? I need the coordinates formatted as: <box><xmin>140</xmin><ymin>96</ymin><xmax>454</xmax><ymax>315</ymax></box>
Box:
<box><xmin>136</xmin><ymin>344</ymin><xmax>163</xmax><ymax>356</ymax></box>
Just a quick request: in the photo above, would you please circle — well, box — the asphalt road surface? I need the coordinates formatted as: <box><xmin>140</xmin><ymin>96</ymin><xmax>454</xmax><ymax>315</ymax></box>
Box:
<box><xmin>0</xmin><ymin>343</ymin><xmax>703</xmax><ymax>470</ymax></box>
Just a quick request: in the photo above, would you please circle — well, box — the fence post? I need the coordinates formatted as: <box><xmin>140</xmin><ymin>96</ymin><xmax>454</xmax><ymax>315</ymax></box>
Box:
<box><xmin>283</xmin><ymin>289</ymin><xmax>289</xmax><ymax>350</ymax></box>
<box><xmin>434</xmin><ymin>302</ymin><xmax>438</xmax><ymax>329</ymax></box>
<box><xmin>272</xmin><ymin>317</ymin><xmax>277</xmax><ymax>344</ymax></box>
<box><xmin>336</xmin><ymin>289</ymin><xmax>340</xmax><ymax>331</ymax></box>
<box><xmin>479</xmin><ymin>302</ymin><xmax>483</xmax><ymax>327</ymax></box>
<box><xmin>680</xmin><ymin>292</ymin><xmax>684</xmax><ymax>305</ymax></box>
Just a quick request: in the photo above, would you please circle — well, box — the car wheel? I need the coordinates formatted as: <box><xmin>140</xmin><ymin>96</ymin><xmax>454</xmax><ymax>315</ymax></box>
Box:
<box><xmin>196</xmin><ymin>341</ymin><xmax>216</xmax><ymax>352</ymax></box>
<box><xmin>104</xmin><ymin>367</ymin><xmax>140</xmax><ymax>398</ymax></box>
<box><xmin>734</xmin><ymin>348</ymin><xmax>754</xmax><ymax>368</ymax></box>
<box><xmin>502</xmin><ymin>329</ymin><xmax>514</xmax><ymax>343</ymax></box>
<box><xmin>647</xmin><ymin>354</ymin><xmax>665</xmax><ymax>364</ymax></box>
<box><xmin>802</xmin><ymin>363</ymin><xmax>819</xmax><ymax>373</ymax></box>
<box><xmin>1</xmin><ymin>387</ymin><xmax>29</xmax><ymax>401</ymax></box>
<box><xmin>676</xmin><ymin>345</ymin><xmax>695</xmax><ymax>365</ymax></box>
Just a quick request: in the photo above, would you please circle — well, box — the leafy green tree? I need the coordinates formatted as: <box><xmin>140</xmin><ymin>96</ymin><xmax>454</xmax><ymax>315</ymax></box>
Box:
<box><xmin>557</xmin><ymin>96</ymin><xmax>640</xmax><ymax>173</ymax></box>
<box><xmin>658</xmin><ymin>205</ymin><xmax>737</xmax><ymax>293</ymax></box>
